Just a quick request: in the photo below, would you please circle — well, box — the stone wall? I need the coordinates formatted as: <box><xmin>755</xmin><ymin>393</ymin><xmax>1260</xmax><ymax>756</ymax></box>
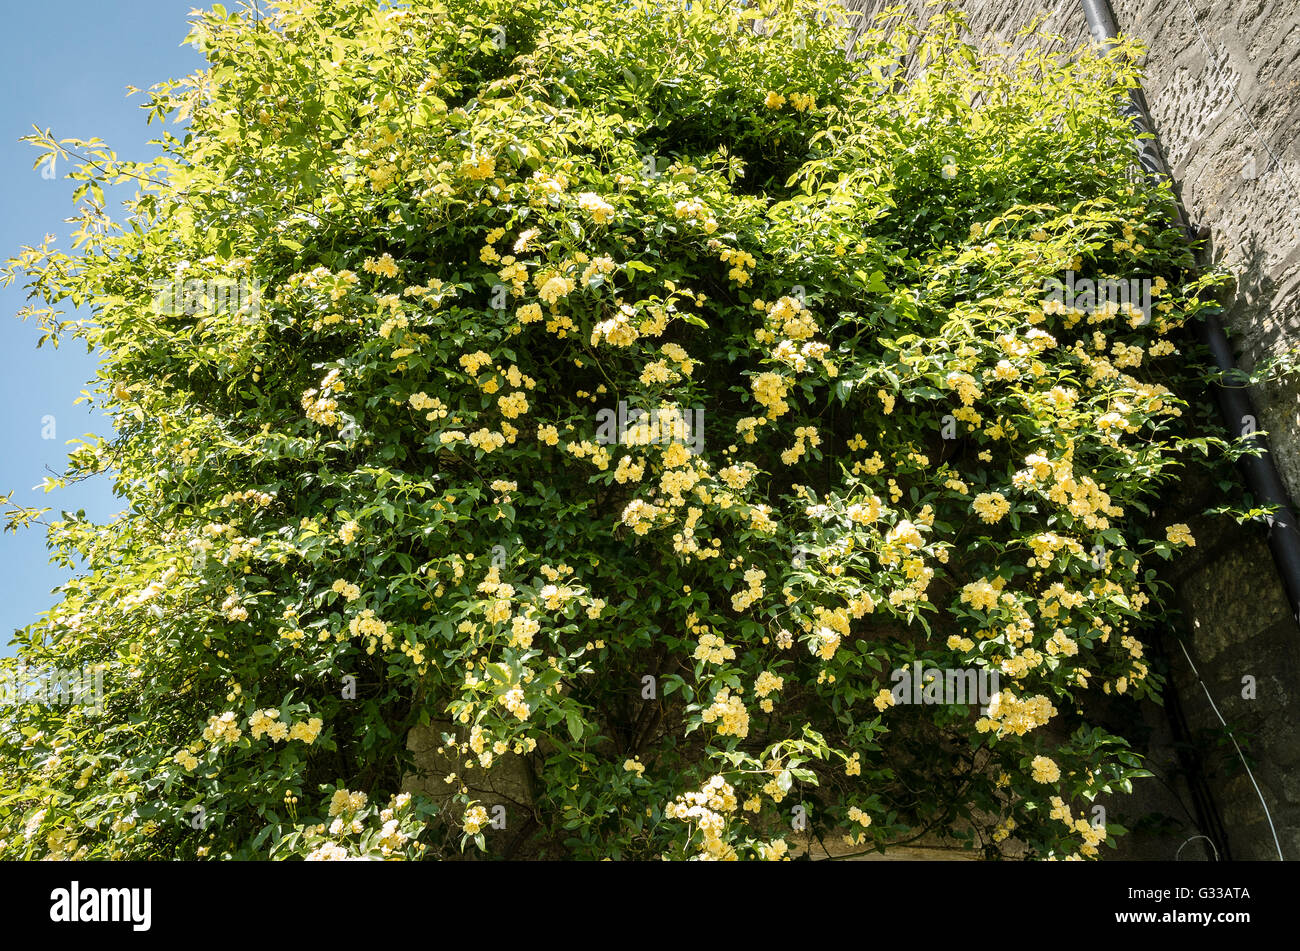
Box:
<box><xmin>840</xmin><ymin>0</ymin><xmax>1300</xmax><ymax>860</ymax></box>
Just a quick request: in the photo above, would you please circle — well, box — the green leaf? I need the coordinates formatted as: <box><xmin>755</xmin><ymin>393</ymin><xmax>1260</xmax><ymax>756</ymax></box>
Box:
<box><xmin>566</xmin><ymin>712</ymin><xmax>584</xmax><ymax>742</ymax></box>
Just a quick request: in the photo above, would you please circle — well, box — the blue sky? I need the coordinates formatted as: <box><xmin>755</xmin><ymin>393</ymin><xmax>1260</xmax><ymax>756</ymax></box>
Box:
<box><xmin>1</xmin><ymin>2</ymin><xmax>204</xmax><ymax>656</ymax></box>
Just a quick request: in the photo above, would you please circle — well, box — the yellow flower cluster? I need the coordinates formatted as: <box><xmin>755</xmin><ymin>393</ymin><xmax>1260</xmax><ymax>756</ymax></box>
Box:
<box><xmin>1031</xmin><ymin>755</ymin><xmax>1061</xmax><ymax>784</ymax></box>
<box><xmin>1027</xmin><ymin>531</ymin><xmax>1084</xmax><ymax>568</ymax></box>
<box><xmin>672</xmin><ymin>198</ymin><xmax>718</xmax><ymax>233</ymax></box>
<box><xmin>693</xmin><ymin>631</ymin><xmax>736</xmax><ymax>665</ymax></box>
<box><xmin>458</xmin><ymin>351</ymin><xmax>492</xmax><ymax>376</ymax></box>
<box><xmin>329</xmin><ymin>789</ymin><xmax>367</xmax><ymax>819</ymax></box>
<box><xmin>614</xmin><ymin>454</ymin><xmax>645</xmax><ymax>484</ymax></box>
<box><xmin>754</xmin><ymin>670</ymin><xmax>784</xmax><ymax>697</ymax></box>
<box><xmin>202</xmin><ymin>711</ymin><xmax>242</xmax><ymax>746</ymax></box>
<box><xmin>362</xmin><ymin>253</ymin><xmax>400</xmax><ymax>278</ymax></box>
<box><xmin>972</xmin><ymin>491</ymin><xmax>1010</xmax><ymax>524</ymax></box>
<box><xmin>463</xmin><ymin>805</ymin><xmax>489</xmax><ymax>835</ymax></box>
<box><xmin>960</xmin><ymin>577</ymin><xmax>1003</xmax><ymax>612</ymax></box>
<box><xmin>976</xmin><ymin>691</ymin><xmax>1056</xmax><ymax>736</ymax></box>
<box><xmin>767</xmin><ymin>295</ymin><xmax>819</xmax><ymax>341</ymax></box>
<box><xmin>331</xmin><ymin>578</ymin><xmax>361</xmax><ymax>601</ymax></box>
<box><xmin>249</xmin><ymin>708</ymin><xmax>289</xmax><ymax>742</ymax></box>
<box><xmin>509</xmin><ymin>615</ymin><xmax>539</xmax><ymax>649</ymax></box>
<box><xmin>301</xmin><ymin>368</ymin><xmax>346</xmax><ymax>428</ymax></box>
<box><xmin>349</xmin><ymin>608</ymin><xmax>393</xmax><ymax>654</ymax></box>
<box><xmin>812</xmin><ymin>626</ymin><xmax>841</xmax><ymax>661</ymax></box>
<box><xmin>665</xmin><ymin>775</ymin><xmax>738</xmax><ymax>860</ymax></box>
<box><xmin>220</xmin><ymin>592</ymin><xmax>248</xmax><ymax>622</ymax></box>
<box><xmin>750</xmin><ymin>372</ymin><xmax>791</xmax><ymax>419</ymax></box>
<box><xmin>409</xmin><ymin>391</ymin><xmax>448</xmax><ymax>420</ymax></box>
<box><xmin>219</xmin><ymin>489</ymin><xmax>274</xmax><ymax>509</ymax></box>
<box><xmin>173</xmin><ymin>749</ymin><xmax>199</xmax><ymax>770</ymax></box>
<box><xmin>246</xmin><ymin>709</ymin><xmax>322</xmax><ymax>745</ymax></box>
<box><xmin>468</xmin><ymin>428</ymin><xmax>506</xmax><ymax>453</ymax></box>
<box><xmin>945</xmin><ymin>371</ymin><xmax>981</xmax><ymax>406</ymax></box>
<box><xmin>537</xmin><ymin>271</ymin><xmax>577</xmax><ymax>306</ymax></box>
<box><xmin>460</xmin><ymin>153</ymin><xmax>495</xmax><ymax>181</ymax></box>
<box><xmin>497</xmin><ymin>391</ymin><xmax>529</xmax><ymax>419</ymax></box>
<box><xmin>289</xmin><ymin>717</ymin><xmax>323</xmax><ymax>744</ymax></box>
<box><xmin>620</xmin><ymin>498</ymin><xmax>663</xmax><ymax>535</ymax></box>
<box><xmin>1013</xmin><ymin>451</ymin><xmax>1123</xmax><ymax>531</ymax></box>
<box><xmin>591</xmin><ymin>307</ymin><xmax>639</xmax><ymax>348</ymax></box>
<box><xmin>730</xmin><ymin>567</ymin><xmax>766</xmax><ymax>612</ymax></box>
<box><xmin>781</xmin><ymin>426</ymin><xmax>821</xmax><ymax>466</ymax></box>
<box><xmin>847</xmin><ymin>495</ymin><xmax>882</xmax><ymax>524</ymax></box>
<box><xmin>1049</xmin><ymin>796</ymin><xmax>1107</xmax><ymax>857</ymax></box>
<box><xmin>577</xmin><ymin>191</ymin><xmax>615</xmax><ymax>224</ymax></box>
<box><xmin>718</xmin><ymin>247</ymin><xmax>756</xmax><ymax>285</ymax></box>
<box><xmin>305</xmin><ymin>842</ymin><xmax>350</xmax><ymax>861</ymax></box>
<box><xmin>718</xmin><ymin>462</ymin><xmax>756</xmax><ymax>490</ymax></box>
<box><xmin>499</xmin><ymin>685</ymin><xmax>530</xmax><ymax>721</ymax></box>
<box><xmin>881</xmin><ymin>519</ymin><xmax>925</xmax><ymax>562</ymax></box>
<box><xmin>701</xmin><ymin>688</ymin><xmax>749</xmax><ymax>738</ymax></box>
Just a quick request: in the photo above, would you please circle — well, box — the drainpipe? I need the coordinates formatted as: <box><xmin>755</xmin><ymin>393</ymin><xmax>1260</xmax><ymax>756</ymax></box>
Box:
<box><xmin>1081</xmin><ymin>0</ymin><xmax>1300</xmax><ymax>632</ymax></box>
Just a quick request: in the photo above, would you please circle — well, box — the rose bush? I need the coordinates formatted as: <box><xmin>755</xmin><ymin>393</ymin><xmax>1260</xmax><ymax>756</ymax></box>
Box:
<box><xmin>1</xmin><ymin>0</ymin><xmax>1228</xmax><ymax>860</ymax></box>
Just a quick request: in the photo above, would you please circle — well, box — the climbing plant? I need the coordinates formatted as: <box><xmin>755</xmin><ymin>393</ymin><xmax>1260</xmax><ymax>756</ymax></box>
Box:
<box><xmin>0</xmin><ymin>0</ymin><xmax>1227</xmax><ymax>860</ymax></box>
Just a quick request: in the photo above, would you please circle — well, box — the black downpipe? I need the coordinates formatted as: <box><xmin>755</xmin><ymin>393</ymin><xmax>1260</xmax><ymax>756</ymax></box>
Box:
<box><xmin>1082</xmin><ymin>0</ymin><xmax>1300</xmax><ymax>633</ymax></box>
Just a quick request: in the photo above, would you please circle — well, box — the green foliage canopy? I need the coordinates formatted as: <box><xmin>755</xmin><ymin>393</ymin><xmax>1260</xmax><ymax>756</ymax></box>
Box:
<box><xmin>1</xmin><ymin>0</ymin><xmax>1225</xmax><ymax>860</ymax></box>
